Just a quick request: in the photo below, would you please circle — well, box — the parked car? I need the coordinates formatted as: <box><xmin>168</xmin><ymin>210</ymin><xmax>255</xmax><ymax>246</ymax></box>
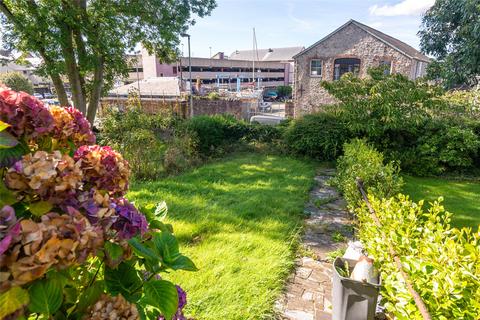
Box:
<box><xmin>250</xmin><ymin>114</ymin><xmax>285</xmax><ymax>125</ymax></box>
<box><xmin>263</xmin><ymin>90</ymin><xmax>278</xmax><ymax>101</ymax></box>
<box><xmin>43</xmin><ymin>92</ymin><xmax>54</xmax><ymax>99</ymax></box>
<box><xmin>33</xmin><ymin>93</ymin><xmax>44</xmax><ymax>99</ymax></box>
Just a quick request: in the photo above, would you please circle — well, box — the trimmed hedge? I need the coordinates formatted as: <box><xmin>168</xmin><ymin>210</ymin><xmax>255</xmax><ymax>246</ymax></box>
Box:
<box><xmin>334</xmin><ymin>138</ymin><xmax>480</xmax><ymax>319</ymax></box>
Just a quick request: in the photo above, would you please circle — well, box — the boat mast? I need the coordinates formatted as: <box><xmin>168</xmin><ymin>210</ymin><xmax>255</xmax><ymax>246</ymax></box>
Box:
<box><xmin>252</xmin><ymin>27</ymin><xmax>256</xmax><ymax>89</ymax></box>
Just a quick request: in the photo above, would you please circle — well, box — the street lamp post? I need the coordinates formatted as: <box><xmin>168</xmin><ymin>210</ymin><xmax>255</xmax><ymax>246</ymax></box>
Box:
<box><xmin>133</xmin><ymin>50</ymin><xmax>143</xmax><ymax>109</ymax></box>
<box><xmin>181</xmin><ymin>33</ymin><xmax>193</xmax><ymax>118</ymax></box>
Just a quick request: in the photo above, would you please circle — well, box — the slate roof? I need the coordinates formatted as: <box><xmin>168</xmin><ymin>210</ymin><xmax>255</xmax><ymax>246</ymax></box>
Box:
<box><xmin>229</xmin><ymin>46</ymin><xmax>304</xmax><ymax>62</ymax></box>
<box><xmin>294</xmin><ymin>19</ymin><xmax>430</xmax><ymax>62</ymax></box>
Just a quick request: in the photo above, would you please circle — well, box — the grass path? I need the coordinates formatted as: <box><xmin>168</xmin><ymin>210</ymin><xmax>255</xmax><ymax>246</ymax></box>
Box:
<box><xmin>403</xmin><ymin>175</ymin><xmax>480</xmax><ymax>229</ymax></box>
<box><xmin>128</xmin><ymin>153</ymin><xmax>316</xmax><ymax>319</ymax></box>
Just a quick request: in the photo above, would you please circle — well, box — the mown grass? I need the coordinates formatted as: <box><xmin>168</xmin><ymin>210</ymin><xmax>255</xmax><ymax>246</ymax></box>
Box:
<box><xmin>128</xmin><ymin>153</ymin><xmax>316</xmax><ymax>319</ymax></box>
<box><xmin>403</xmin><ymin>175</ymin><xmax>480</xmax><ymax>229</ymax></box>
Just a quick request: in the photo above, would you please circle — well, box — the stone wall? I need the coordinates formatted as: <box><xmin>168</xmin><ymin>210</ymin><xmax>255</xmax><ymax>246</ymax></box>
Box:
<box><xmin>100</xmin><ymin>97</ymin><xmax>250</xmax><ymax>120</ymax></box>
<box><xmin>293</xmin><ymin>23</ymin><xmax>416</xmax><ymax>117</ymax></box>
<box><xmin>192</xmin><ymin>98</ymin><xmax>252</xmax><ymax>120</ymax></box>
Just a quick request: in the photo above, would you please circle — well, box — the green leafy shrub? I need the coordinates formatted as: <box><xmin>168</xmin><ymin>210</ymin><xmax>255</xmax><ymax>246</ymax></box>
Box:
<box><xmin>283</xmin><ymin>112</ymin><xmax>351</xmax><ymax>160</ymax></box>
<box><xmin>403</xmin><ymin>122</ymin><xmax>480</xmax><ymax>175</ymax></box>
<box><xmin>185</xmin><ymin>114</ymin><xmax>248</xmax><ymax>155</ymax></box>
<box><xmin>276</xmin><ymin>85</ymin><xmax>292</xmax><ymax>99</ymax></box>
<box><xmin>246</xmin><ymin>122</ymin><xmax>285</xmax><ymax>143</ymax></box>
<box><xmin>356</xmin><ymin>195</ymin><xmax>480</xmax><ymax>319</ymax></box>
<box><xmin>98</xmin><ymin>107</ymin><xmax>171</xmax><ymax>179</ymax></box>
<box><xmin>0</xmin><ymin>71</ymin><xmax>34</xmax><ymax>94</ymax></box>
<box><xmin>163</xmin><ymin>132</ymin><xmax>199</xmax><ymax>174</ymax></box>
<box><xmin>332</xmin><ymin>139</ymin><xmax>403</xmax><ymax>207</ymax></box>
<box><xmin>320</xmin><ymin>68</ymin><xmax>480</xmax><ymax>175</ymax></box>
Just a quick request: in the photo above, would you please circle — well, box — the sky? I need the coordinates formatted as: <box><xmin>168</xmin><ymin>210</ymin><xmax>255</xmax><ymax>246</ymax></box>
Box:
<box><xmin>180</xmin><ymin>0</ymin><xmax>435</xmax><ymax>58</ymax></box>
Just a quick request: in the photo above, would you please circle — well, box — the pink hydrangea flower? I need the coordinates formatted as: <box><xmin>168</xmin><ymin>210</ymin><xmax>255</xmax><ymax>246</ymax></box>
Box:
<box><xmin>0</xmin><ymin>86</ymin><xmax>54</xmax><ymax>140</ymax></box>
<box><xmin>74</xmin><ymin>145</ymin><xmax>130</xmax><ymax>195</ymax></box>
<box><xmin>49</xmin><ymin>105</ymin><xmax>95</xmax><ymax>147</ymax></box>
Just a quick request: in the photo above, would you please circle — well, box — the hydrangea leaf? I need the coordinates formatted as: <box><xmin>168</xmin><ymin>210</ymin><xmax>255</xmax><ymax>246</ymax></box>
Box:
<box><xmin>154</xmin><ymin>201</ymin><xmax>168</xmax><ymax>220</ymax></box>
<box><xmin>104</xmin><ymin>262</ymin><xmax>142</xmax><ymax>303</ymax></box>
<box><xmin>28</xmin><ymin>278</ymin><xmax>63</xmax><ymax>315</ymax></box>
<box><xmin>0</xmin><ymin>286</ymin><xmax>29</xmax><ymax>318</ymax></box>
<box><xmin>0</xmin><ymin>183</ymin><xmax>17</xmax><ymax>206</ymax></box>
<box><xmin>29</xmin><ymin>201</ymin><xmax>53</xmax><ymax>216</ymax></box>
<box><xmin>0</xmin><ymin>131</ymin><xmax>19</xmax><ymax>149</ymax></box>
<box><xmin>104</xmin><ymin>242</ymin><xmax>123</xmax><ymax>266</ymax></box>
<box><xmin>0</xmin><ymin>141</ymin><xmax>29</xmax><ymax>168</ymax></box>
<box><xmin>152</xmin><ymin>231</ymin><xmax>180</xmax><ymax>262</ymax></box>
<box><xmin>0</xmin><ymin>120</ymin><xmax>10</xmax><ymax>132</ymax></box>
<box><xmin>76</xmin><ymin>280</ymin><xmax>104</xmax><ymax>313</ymax></box>
<box><xmin>128</xmin><ymin>237</ymin><xmax>159</xmax><ymax>263</ymax></box>
<box><xmin>143</xmin><ymin>280</ymin><xmax>178</xmax><ymax>320</ymax></box>
<box><xmin>168</xmin><ymin>255</ymin><xmax>198</xmax><ymax>272</ymax></box>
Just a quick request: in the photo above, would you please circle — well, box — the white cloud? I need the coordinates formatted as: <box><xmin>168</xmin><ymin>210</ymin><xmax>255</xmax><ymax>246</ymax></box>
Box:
<box><xmin>369</xmin><ymin>0</ymin><xmax>434</xmax><ymax>16</ymax></box>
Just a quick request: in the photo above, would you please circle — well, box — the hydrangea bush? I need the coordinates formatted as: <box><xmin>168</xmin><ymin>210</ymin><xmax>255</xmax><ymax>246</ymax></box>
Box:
<box><xmin>0</xmin><ymin>86</ymin><xmax>196</xmax><ymax>320</ymax></box>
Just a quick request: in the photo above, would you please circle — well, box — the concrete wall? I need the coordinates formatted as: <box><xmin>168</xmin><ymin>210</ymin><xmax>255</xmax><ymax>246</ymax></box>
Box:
<box><xmin>294</xmin><ymin>23</ymin><xmax>416</xmax><ymax>117</ymax></box>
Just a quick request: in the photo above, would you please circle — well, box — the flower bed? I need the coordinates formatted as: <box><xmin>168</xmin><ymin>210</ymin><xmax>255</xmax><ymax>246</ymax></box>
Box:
<box><xmin>0</xmin><ymin>87</ymin><xmax>195</xmax><ymax>319</ymax></box>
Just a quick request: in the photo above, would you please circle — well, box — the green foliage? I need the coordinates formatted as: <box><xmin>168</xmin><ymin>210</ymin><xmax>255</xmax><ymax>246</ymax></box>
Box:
<box><xmin>206</xmin><ymin>92</ymin><xmax>220</xmax><ymax>100</ymax></box>
<box><xmin>355</xmin><ymin>195</ymin><xmax>480</xmax><ymax>319</ymax></box>
<box><xmin>0</xmin><ymin>0</ymin><xmax>216</xmax><ymax>122</ymax></box>
<box><xmin>276</xmin><ymin>85</ymin><xmax>292</xmax><ymax>99</ymax></box>
<box><xmin>0</xmin><ymin>72</ymin><xmax>33</xmax><ymax>94</ymax></box>
<box><xmin>0</xmin><ymin>286</ymin><xmax>29</xmax><ymax>318</ymax></box>
<box><xmin>332</xmin><ymin>139</ymin><xmax>403</xmax><ymax>207</ymax></box>
<box><xmin>98</xmin><ymin>107</ymin><xmax>197</xmax><ymax>179</ymax></box>
<box><xmin>419</xmin><ymin>0</ymin><xmax>480</xmax><ymax>87</ymax></box>
<box><xmin>335</xmin><ymin>137</ymin><xmax>480</xmax><ymax>318</ymax></box>
<box><xmin>322</xmin><ymin>69</ymin><xmax>441</xmax><ymax>138</ymax></box>
<box><xmin>184</xmin><ymin>114</ymin><xmax>249</xmax><ymax>155</ymax></box>
<box><xmin>403</xmin><ymin>175</ymin><xmax>480</xmax><ymax>228</ymax></box>
<box><xmin>28</xmin><ymin>277</ymin><xmax>64</xmax><ymax>315</ymax></box>
<box><xmin>318</xmin><ymin>68</ymin><xmax>480</xmax><ymax>175</ymax></box>
<box><xmin>284</xmin><ymin>112</ymin><xmax>351</xmax><ymax>160</ymax></box>
<box><xmin>142</xmin><ymin>280</ymin><xmax>179</xmax><ymax>319</ymax></box>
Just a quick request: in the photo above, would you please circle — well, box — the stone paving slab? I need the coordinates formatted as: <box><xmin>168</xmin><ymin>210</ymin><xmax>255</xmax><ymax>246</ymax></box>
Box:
<box><xmin>276</xmin><ymin>169</ymin><xmax>353</xmax><ymax>320</ymax></box>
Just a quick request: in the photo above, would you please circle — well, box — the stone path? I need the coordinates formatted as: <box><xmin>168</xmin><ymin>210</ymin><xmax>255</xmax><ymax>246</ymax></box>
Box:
<box><xmin>275</xmin><ymin>168</ymin><xmax>353</xmax><ymax>320</ymax></box>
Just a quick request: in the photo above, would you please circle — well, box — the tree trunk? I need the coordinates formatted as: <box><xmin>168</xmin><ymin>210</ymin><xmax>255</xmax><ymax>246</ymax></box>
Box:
<box><xmin>59</xmin><ymin>24</ymin><xmax>87</xmax><ymax>114</ymax></box>
<box><xmin>87</xmin><ymin>56</ymin><xmax>104</xmax><ymax>125</ymax></box>
<box><xmin>48</xmin><ymin>71</ymin><xmax>69</xmax><ymax>106</ymax></box>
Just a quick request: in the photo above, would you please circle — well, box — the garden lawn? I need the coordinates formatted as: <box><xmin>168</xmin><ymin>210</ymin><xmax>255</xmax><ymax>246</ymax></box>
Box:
<box><xmin>128</xmin><ymin>153</ymin><xmax>316</xmax><ymax>319</ymax></box>
<box><xmin>403</xmin><ymin>176</ymin><xmax>480</xmax><ymax>229</ymax></box>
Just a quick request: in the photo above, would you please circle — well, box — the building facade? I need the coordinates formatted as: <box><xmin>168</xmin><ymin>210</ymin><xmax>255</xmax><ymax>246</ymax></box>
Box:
<box><xmin>293</xmin><ymin>20</ymin><xmax>430</xmax><ymax>117</ymax></box>
<box><xmin>229</xmin><ymin>46</ymin><xmax>304</xmax><ymax>85</ymax></box>
<box><xmin>142</xmin><ymin>49</ymin><xmax>289</xmax><ymax>89</ymax></box>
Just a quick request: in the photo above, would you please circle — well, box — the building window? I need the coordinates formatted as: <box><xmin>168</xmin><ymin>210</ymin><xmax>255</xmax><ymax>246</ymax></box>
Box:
<box><xmin>173</xmin><ymin>66</ymin><xmax>177</xmax><ymax>75</ymax></box>
<box><xmin>333</xmin><ymin>58</ymin><xmax>360</xmax><ymax>80</ymax></box>
<box><xmin>310</xmin><ymin>60</ymin><xmax>322</xmax><ymax>77</ymax></box>
<box><xmin>415</xmin><ymin>61</ymin><xmax>425</xmax><ymax>79</ymax></box>
<box><xmin>379</xmin><ymin>60</ymin><xmax>392</xmax><ymax>75</ymax></box>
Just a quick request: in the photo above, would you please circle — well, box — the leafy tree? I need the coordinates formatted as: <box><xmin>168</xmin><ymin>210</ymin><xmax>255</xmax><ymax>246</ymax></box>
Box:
<box><xmin>276</xmin><ymin>85</ymin><xmax>292</xmax><ymax>98</ymax></box>
<box><xmin>0</xmin><ymin>71</ymin><xmax>33</xmax><ymax>93</ymax></box>
<box><xmin>418</xmin><ymin>0</ymin><xmax>480</xmax><ymax>88</ymax></box>
<box><xmin>0</xmin><ymin>0</ymin><xmax>216</xmax><ymax>124</ymax></box>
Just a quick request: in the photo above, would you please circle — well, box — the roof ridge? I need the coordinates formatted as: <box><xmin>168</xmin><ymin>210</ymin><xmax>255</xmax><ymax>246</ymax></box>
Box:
<box><xmin>350</xmin><ymin>20</ymin><xmax>428</xmax><ymax>60</ymax></box>
<box><xmin>294</xmin><ymin>19</ymin><xmax>430</xmax><ymax>62</ymax></box>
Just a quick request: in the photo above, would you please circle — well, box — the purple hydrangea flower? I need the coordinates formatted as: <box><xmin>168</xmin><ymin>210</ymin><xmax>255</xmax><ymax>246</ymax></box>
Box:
<box><xmin>0</xmin><ymin>205</ymin><xmax>21</xmax><ymax>255</ymax></box>
<box><xmin>111</xmin><ymin>198</ymin><xmax>148</xmax><ymax>239</ymax></box>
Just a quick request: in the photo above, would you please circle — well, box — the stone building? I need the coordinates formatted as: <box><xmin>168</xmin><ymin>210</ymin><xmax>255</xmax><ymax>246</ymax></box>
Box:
<box><xmin>293</xmin><ymin>19</ymin><xmax>430</xmax><ymax>117</ymax></box>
